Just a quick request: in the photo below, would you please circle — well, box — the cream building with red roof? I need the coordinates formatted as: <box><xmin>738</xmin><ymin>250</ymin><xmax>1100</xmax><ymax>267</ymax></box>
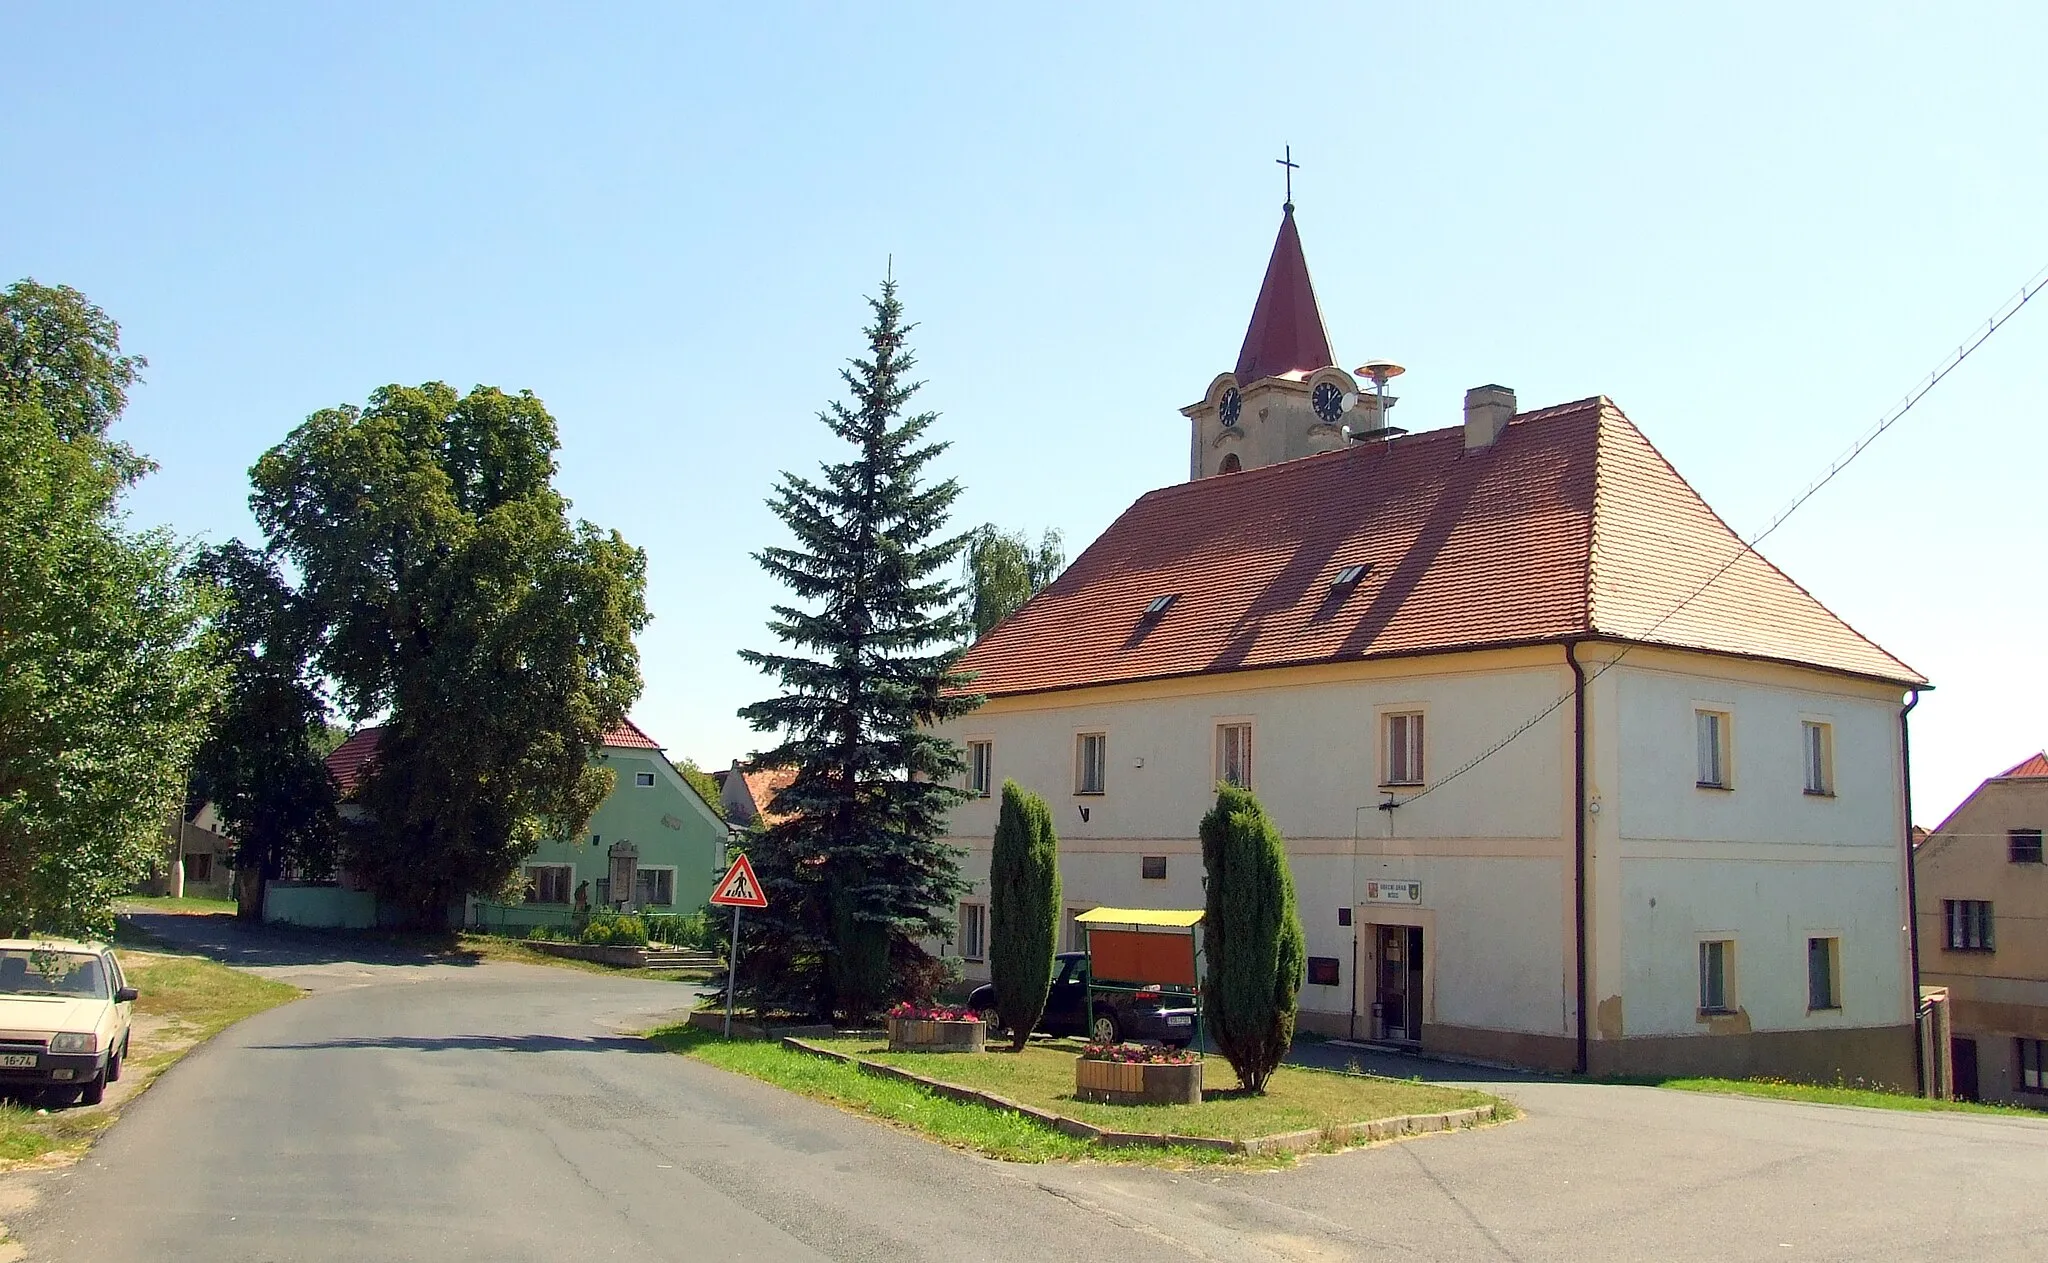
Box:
<box><xmin>933</xmin><ymin>201</ymin><xmax>1929</xmax><ymax>1085</ymax></box>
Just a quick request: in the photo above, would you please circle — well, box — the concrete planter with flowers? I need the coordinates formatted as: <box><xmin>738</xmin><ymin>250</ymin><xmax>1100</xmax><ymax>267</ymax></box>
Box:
<box><xmin>885</xmin><ymin>1004</ymin><xmax>987</xmax><ymax>1053</ymax></box>
<box><xmin>1074</xmin><ymin>1043</ymin><xmax>1202</xmax><ymax>1105</ymax></box>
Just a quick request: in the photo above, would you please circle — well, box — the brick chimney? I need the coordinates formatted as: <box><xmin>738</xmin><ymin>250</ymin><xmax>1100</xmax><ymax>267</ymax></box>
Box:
<box><xmin>1464</xmin><ymin>385</ymin><xmax>1516</xmax><ymax>450</ymax></box>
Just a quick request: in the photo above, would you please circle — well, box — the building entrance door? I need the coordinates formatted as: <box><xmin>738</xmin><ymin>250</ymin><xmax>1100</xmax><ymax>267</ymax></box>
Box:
<box><xmin>1374</xmin><ymin>925</ymin><xmax>1423</xmax><ymax>1044</ymax></box>
<box><xmin>1951</xmin><ymin>1036</ymin><xmax>1980</xmax><ymax>1102</ymax></box>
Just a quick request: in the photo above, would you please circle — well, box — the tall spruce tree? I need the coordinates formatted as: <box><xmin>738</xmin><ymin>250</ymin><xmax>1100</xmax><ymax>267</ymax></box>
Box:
<box><xmin>988</xmin><ymin>780</ymin><xmax>1060</xmax><ymax>1050</ymax></box>
<box><xmin>739</xmin><ymin>277</ymin><xmax>979</xmax><ymax>1022</ymax></box>
<box><xmin>1199</xmin><ymin>783</ymin><xmax>1306</xmax><ymax>1094</ymax></box>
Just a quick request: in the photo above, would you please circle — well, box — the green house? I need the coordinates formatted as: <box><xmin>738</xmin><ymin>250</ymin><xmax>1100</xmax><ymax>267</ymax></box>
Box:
<box><xmin>322</xmin><ymin>720</ymin><xmax>726</xmax><ymax>934</ymax></box>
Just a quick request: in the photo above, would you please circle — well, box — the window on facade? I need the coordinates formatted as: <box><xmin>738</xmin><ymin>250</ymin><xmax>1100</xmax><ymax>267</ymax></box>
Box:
<box><xmin>967</xmin><ymin>740</ymin><xmax>992</xmax><ymax>798</ymax></box>
<box><xmin>2010</xmin><ymin>829</ymin><xmax>2044</xmax><ymax>865</ymax></box>
<box><xmin>1802</xmin><ymin>721</ymin><xmax>1833</xmax><ymax>796</ymax></box>
<box><xmin>1696</xmin><ymin>710</ymin><xmax>1730</xmax><ymax>788</ymax></box>
<box><xmin>183</xmin><ymin>852</ymin><xmax>213</xmax><ymax>883</ymax></box>
<box><xmin>2019</xmin><ymin>1038</ymin><xmax>2048</xmax><ymax>1094</ymax></box>
<box><xmin>1064</xmin><ymin>907</ymin><xmax>1086</xmax><ymax>952</ymax></box>
<box><xmin>956</xmin><ymin>902</ymin><xmax>987</xmax><ymax>961</ymax></box>
<box><xmin>1807</xmin><ymin>936</ymin><xmax>1840</xmax><ymax>1010</ymax></box>
<box><xmin>1141</xmin><ymin>856</ymin><xmax>1167</xmax><ymax>880</ymax></box>
<box><xmin>526</xmin><ymin>864</ymin><xmax>572</xmax><ymax>904</ymax></box>
<box><xmin>634</xmin><ymin>868</ymin><xmax>674</xmax><ymax>907</ymax></box>
<box><xmin>1945</xmin><ymin>899</ymin><xmax>1994</xmax><ymax>951</ymax></box>
<box><xmin>1216</xmin><ymin>723</ymin><xmax>1252</xmax><ymax>788</ymax></box>
<box><xmin>1075</xmin><ymin>733</ymin><xmax>1106</xmax><ymax>795</ymax></box>
<box><xmin>1384</xmin><ymin>712</ymin><xmax>1425</xmax><ymax>786</ymax></box>
<box><xmin>634</xmin><ymin>772</ymin><xmax>655</xmax><ymax>788</ymax></box>
<box><xmin>1698</xmin><ymin>940</ymin><xmax>1734</xmax><ymax>1012</ymax></box>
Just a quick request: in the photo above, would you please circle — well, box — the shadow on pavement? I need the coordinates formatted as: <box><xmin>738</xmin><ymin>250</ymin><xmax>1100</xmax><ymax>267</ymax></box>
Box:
<box><xmin>249</xmin><ymin>1033</ymin><xmax>661</xmax><ymax>1055</ymax></box>
<box><xmin>117</xmin><ymin>909</ymin><xmax>483</xmax><ymax>971</ymax></box>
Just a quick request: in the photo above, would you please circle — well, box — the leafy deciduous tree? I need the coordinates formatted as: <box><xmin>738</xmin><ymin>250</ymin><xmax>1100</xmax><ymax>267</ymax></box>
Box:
<box><xmin>1198</xmin><ymin>783</ymin><xmax>1306</xmax><ymax>1094</ymax></box>
<box><xmin>0</xmin><ymin>280</ymin><xmax>225</xmax><ymax>939</ymax></box>
<box><xmin>988</xmin><ymin>779</ymin><xmax>1060</xmax><ymax>1050</ymax></box>
<box><xmin>737</xmin><ymin>278</ymin><xmax>979</xmax><ymax>1022</ymax></box>
<box><xmin>962</xmin><ymin>525</ymin><xmax>1064</xmax><ymax>639</ymax></box>
<box><xmin>677</xmin><ymin>759</ymin><xmax>727</xmax><ymax>820</ymax></box>
<box><xmin>250</xmin><ymin>382</ymin><xmax>649</xmax><ymax>928</ymax></box>
<box><xmin>185</xmin><ymin>543</ymin><xmax>338</xmax><ymax>921</ymax></box>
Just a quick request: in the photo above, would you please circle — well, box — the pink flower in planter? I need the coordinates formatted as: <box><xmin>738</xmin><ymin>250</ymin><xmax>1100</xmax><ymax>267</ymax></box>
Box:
<box><xmin>1080</xmin><ymin>1041</ymin><xmax>1196</xmax><ymax>1065</ymax></box>
<box><xmin>887</xmin><ymin>1003</ymin><xmax>980</xmax><ymax>1022</ymax></box>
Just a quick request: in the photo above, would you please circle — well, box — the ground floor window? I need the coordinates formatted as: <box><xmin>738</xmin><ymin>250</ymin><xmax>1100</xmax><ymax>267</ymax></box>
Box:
<box><xmin>1807</xmin><ymin>936</ymin><xmax>1840</xmax><ymax>1010</ymax></box>
<box><xmin>634</xmin><ymin>868</ymin><xmax>674</xmax><ymax>907</ymax></box>
<box><xmin>1064</xmin><ymin>907</ymin><xmax>1086</xmax><ymax>953</ymax></box>
<box><xmin>2020</xmin><ymin>1038</ymin><xmax>2047</xmax><ymax>1094</ymax></box>
<box><xmin>183</xmin><ymin>852</ymin><xmax>213</xmax><ymax>883</ymax></box>
<box><xmin>525</xmin><ymin>864</ymin><xmax>572</xmax><ymax>904</ymax></box>
<box><xmin>956</xmin><ymin>902</ymin><xmax>987</xmax><ymax>962</ymax></box>
<box><xmin>1699</xmin><ymin>939</ymin><xmax>1734</xmax><ymax>1013</ymax></box>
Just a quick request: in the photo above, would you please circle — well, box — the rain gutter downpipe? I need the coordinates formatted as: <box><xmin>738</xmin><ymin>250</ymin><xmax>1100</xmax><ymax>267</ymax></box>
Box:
<box><xmin>1901</xmin><ymin>687</ymin><xmax>1924</xmax><ymax>1095</ymax></box>
<box><xmin>1567</xmin><ymin>640</ymin><xmax>1589</xmax><ymax>1076</ymax></box>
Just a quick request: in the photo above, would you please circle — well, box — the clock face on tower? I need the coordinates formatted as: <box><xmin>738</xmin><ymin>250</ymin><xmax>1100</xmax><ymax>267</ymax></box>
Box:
<box><xmin>1312</xmin><ymin>381</ymin><xmax>1345</xmax><ymax>424</ymax></box>
<box><xmin>1218</xmin><ymin>387</ymin><xmax>1242</xmax><ymax>428</ymax></box>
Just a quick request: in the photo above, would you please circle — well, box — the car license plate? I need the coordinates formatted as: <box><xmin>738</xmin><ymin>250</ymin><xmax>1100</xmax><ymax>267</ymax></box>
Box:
<box><xmin>0</xmin><ymin>1054</ymin><xmax>35</xmax><ymax>1068</ymax></box>
<box><xmin>1166</xmin><ymin>1015</ymin><xmax>1191</xmax><ymax>1026</ymax></box>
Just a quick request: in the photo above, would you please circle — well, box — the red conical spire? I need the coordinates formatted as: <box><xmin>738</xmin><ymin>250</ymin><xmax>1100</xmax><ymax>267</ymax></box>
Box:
<box><xmin>1233</xmin><ymin>204</ymin><xmax>1336</xmax><ymax>384</ymax></box>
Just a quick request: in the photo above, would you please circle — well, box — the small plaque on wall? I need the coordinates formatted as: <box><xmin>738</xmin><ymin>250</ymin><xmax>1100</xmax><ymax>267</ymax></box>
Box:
<box><xmin>1307</xmin><ymin>956</ymin><xmax>1341</xmax><ymax>986</ymax></box>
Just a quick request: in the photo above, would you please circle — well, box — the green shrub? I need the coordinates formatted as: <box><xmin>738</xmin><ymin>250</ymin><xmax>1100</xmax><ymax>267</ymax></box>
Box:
<box><xmin>525</xmin><ymin>924</ymin><xmax>568</xmax><ymax>942</ymax></box>
<box><xmin>645</xmin><ymin>911</ymin><xmax>706</xmax><ymax>948</ymax></box>
<box><xmin>1199</xmin><ymin>783</ymin><xmax>1305</xmax><ymax>1094</ymax></box>
<box><xmin>581</xmin><ymin>912</ymin><xmax>648</xmax><ymax>948</ymax></box>
<box><xmin>988</xmin><ymin>780</ymin><xmax>1059</xmax><ymax>1050</ymax></box>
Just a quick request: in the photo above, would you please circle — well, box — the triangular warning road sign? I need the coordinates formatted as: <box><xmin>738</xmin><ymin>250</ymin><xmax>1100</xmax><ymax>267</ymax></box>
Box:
<box><xmin>708</xmin><ymin>853</ymin><xmax>768</xmax><ymax>908</ymax></box>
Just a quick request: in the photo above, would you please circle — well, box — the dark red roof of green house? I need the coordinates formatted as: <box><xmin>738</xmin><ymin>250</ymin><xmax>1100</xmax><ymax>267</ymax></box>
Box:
<box><xmin>324</xmin><ymin>721</ymin><xmax>664</xmax><ymax>796</ymax></box>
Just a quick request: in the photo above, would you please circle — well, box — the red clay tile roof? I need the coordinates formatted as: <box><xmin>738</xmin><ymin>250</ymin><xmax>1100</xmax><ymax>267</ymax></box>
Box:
<box><xmin>324</xmin><ymin>720</ymin><xmax>665</xmax><ymax>795</ymax></box>
<box><xmin>1996</xmin><ymin>752</ymin><xmax>2048</xmax><ymax>779</ymax></box>
<box><xmin>740</xmin><ymin>766</ymin><xmax>799</xmax><ymax>827</ymax></box>
<box><xmin>957</xmin><ymin>398</ymin><xmax>1922</xmax><ymax>697</ymax></box>
<box><xmin>1234</xmin><ymin>205</ymin><xmax>1335</xmax><ymax>384</ymax></box>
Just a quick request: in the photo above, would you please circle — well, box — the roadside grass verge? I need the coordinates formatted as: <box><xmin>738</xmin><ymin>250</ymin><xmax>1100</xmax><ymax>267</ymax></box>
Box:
<box><xmin>647</xmin><ymin>1025</ymin><xmax>1503</xmax><ymax>1167</ymax></box>
<box><xmin>0</xmin><ymin>939</ymin><xmax>298</xmax><ymax>1168</ymax></box>
<box><xmin>814</xmin><ymin>1037</ymin><xmax>1500</xmax><ymax>1140</ymax></box>
<box><xmin>1643</xmin><ymin>1075</ymin><xmax>2048</xmax><ymax>1117</ymax></box>
<box><xmin>455</xmin><ymin>933</ymin><xmax>714</xmax><ymax>985</ymax></box>
<box><xmin>119</xmin><ymin>894</ymin><xmax>238</xmax><ymax>915</ymax></box>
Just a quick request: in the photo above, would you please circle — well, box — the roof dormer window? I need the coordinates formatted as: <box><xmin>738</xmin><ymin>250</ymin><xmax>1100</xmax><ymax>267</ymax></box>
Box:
<box><xmin>1331</xmin><ymin>563</ymin><xmax>1371</xmax><ymax>592</ymax></box>
<box><xmin>1143</xmin><ymin>594</ymin><xmax>1178</xmax><ymax>618</ymax></box>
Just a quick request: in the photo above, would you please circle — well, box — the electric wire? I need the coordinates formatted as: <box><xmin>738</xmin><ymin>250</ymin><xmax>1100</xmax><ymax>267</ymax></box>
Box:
<box><xmin>1385</xmin><ymin>259</ymin><xmax>2048</xmax><ymax>809</ymax></box>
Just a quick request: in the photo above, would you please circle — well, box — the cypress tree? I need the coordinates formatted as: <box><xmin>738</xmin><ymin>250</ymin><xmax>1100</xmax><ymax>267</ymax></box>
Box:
<box><xmin>1199</xmin><ymin>783</ymin><xmax>1306</xmax><ymax>1094</ymax></box>
<box><xmin>988</xmin><ymin>779</ymin><xmax>1060</xmax><ymax>1051</ymax></box>
<box><xmin>738</xmin><ymin>277</ymin><xmax>980</xmax><ymax>1023</ymax></box>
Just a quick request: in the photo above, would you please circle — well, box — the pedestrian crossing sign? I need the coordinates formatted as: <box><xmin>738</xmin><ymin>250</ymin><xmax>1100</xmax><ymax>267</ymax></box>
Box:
<box><xmin>708</xmin><ymin>854</ymin><xmax>768</xmax><ymax>908</ymax></box>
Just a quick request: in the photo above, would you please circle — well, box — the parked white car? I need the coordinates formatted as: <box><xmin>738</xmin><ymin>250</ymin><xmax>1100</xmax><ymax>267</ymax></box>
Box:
<box><xmin>0</xmin><ymin>939</ymin><xmax>137</xmax><ymax>1107</ymax></box>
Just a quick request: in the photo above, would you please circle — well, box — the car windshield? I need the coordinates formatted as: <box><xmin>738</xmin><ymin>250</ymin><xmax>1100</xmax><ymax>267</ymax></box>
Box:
<box><xmin>0</xmin><ymin>949</ymin><xmax>107</xmax><ymax>999</ymax></box>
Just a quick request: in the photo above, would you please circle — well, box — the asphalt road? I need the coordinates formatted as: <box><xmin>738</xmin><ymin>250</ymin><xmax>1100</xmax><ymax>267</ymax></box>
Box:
<box><xmin>10</xmin><ymin>916</ymin><xmax>2048</xmax><ymax>1261</ymax></box>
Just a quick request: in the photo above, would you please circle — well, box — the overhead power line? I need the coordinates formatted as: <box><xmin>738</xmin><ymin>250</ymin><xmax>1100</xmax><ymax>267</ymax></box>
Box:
<box><xmin>1389</xmin><ymin>258</ymin><xmax>2048</xmax><ymax>809</ymax></box>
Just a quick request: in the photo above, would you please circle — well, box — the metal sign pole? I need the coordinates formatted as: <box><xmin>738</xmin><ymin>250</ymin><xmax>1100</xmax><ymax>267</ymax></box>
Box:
<box><xmin>724</xmin><ymin>903</ymin><xmax>742</xmax><ymax>1039</ymax></box>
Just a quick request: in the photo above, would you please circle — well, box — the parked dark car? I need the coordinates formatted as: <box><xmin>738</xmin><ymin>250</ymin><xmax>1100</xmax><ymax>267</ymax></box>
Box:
<box><xmin>966</xmin><ymin>951</ymin><xmax>1197</xmax><ymax>1047</ymax></box>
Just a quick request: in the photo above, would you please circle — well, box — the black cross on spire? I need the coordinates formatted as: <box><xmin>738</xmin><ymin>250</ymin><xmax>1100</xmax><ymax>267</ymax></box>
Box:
<box><xmin>1276</xmin><ymin>145</ymin><xmax>1299</xmax><ymax>210</ymax></box>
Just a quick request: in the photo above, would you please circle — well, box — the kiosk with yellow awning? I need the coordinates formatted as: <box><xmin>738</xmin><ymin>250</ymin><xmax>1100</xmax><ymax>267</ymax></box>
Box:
<box><xmin>1073</xmin><ymin>907</ymin><xmax>1205</xmax><ymax>1053</ymax></box>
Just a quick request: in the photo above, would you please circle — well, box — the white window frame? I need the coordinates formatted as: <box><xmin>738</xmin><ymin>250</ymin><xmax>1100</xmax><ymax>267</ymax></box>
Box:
<box><xmin>634</xmin><ymin>771</ymin><xmax>656</xmax><ymax>788</ymax></box>
<box><xmin>1382</xmin><ymin>711</ymin><xmax>1425</xmax><ymax>787</ymax></box>
<box><xmin>1698</xmin><ymin>937</ymin><xmax>1736</xmax><ymax>1014</ymax></box>
<box><xmin>1216</xmin><ymin>722</ymin><xmax>1253</xmax><ymax>789</ymax></box>
<box><xmin>1806</xmin><ymin>935</ymin><xmax>1842</xmax><ymax>1011</ymax></box>
<box><xmin>1945</xmin><ymin>899</ymin><xmax>1994</xmax><ymax>951</ymax></box>
<box><xmin>1801</xmin><ymin>720</ymin><xmax>1833</xmax><ymax>797</ymax></box>
<box><xmin>1695</xmin><ymin>708</ymin><xmax>1732</xmax><ymax>789</ymax></box>
<box><xmin>633</xmin><ymin>865</ymin><xmax>677</xmax><ymax>908</ymax></box>
<box><xmin>1075</xmin><ymin>732</ymin><xmax>1107</xmax><ymax>796</ymax></box>
<box><xmin>966</xmin><ymin>740</ymin><xmax>993</xmax><ymax>798</ymax></box>
<box><xmin>525</xmin><ymin>863</ymin><xmax>574</xmax><ymax>905</ymax></box>
<box><xmin>1063</xmin><ymin>905</ymin><xmax>1088</xmax><ymax>953</ymax></box>
<box><xmin>955</xmin><ymin>901</ymin><xmax>987</xmax><ymax>962</ymax></box>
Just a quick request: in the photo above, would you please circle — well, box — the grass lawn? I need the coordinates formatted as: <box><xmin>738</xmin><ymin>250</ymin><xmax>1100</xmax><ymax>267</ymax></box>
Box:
<box><xmin>647</xmin><ymin>1025</ymin><xmax>1502</xmax><ymax>1167</ymax></box>
<box><xmin>120</xmin><ymin>894</ymin><xmax>238</xmax><ymax>915</ymax></box>
<box><xmin>1</xmin><ymin>939</ymin><xmax>299</xmax><ymax>1167</ymax></box>
<box><xmin>816</xmin><ymin>1037</ymin><xmax>1497</xmax><ymax>1140</ymax></box>
<box><xmin>455</xmin><ymin>933</ymin><xmax>714</xmax><ymax>985</ymax></box>
<box><xmin>1650</xmin><ymin>1076</ymin><xmax>2048</xmax><ymax>1117</ymax></box>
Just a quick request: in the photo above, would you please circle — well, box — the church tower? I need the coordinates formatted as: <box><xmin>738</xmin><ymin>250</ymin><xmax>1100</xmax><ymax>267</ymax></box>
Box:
<box><xmin>1181</xmin><ymin>200</ymin><xmax>1392</xmax><ymax>479</ymax></box>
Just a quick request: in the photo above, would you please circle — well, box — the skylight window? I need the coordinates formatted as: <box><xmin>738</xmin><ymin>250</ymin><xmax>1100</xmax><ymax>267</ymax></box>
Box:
<box><xmin>1331</xmin><ymin>563</ymin><xmax>1371</xmax><ymax>591</ymax></box>
<box><xmin>1143</xmin><ymin>594</ymin><xmax>1178</xmax><ymax>618</ymax></box>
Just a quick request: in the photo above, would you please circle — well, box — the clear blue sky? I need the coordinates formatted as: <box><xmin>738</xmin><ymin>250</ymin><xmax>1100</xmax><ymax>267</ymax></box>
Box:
<box><xmin>6</xmin><ymin>3</ymin><xmax>2042</xmax><ymax>824</ymax></box>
